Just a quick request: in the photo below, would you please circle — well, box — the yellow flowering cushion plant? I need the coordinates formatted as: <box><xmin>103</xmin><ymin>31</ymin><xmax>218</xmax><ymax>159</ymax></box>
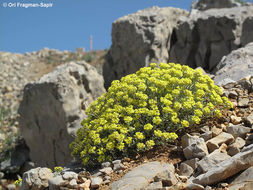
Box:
<box><xmin>70</xmin><ymin>63</ymin><xmax>233</xmax><ymax>165</ymax></box>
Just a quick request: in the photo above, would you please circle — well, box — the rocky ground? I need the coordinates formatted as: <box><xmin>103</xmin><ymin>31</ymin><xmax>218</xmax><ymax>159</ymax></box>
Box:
<box><xmin>0</xmin><ymin>48</ymin><xmax>107</xmax><ymax>189</ymax></box>
<box><xmin>14</xmin><ymin>77</ymin><xmax>253</xmax><ymax>190</ymax></box>
<box><xmin>1</xmin><ymin>0</ymin><xmax>253</xmax><ymax>189</ymax></box>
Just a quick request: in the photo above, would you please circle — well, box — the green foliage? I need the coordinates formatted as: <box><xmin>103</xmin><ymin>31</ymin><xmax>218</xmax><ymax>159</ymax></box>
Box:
<box><xmin>14</xmin><ymin>177</ymin><xmax>22</xmax><ymax>186</ymax></box>
<box><xmin>235</xmin><ymin>0</ymin><xmax>247</xmax><ymax>5</ymax></box>
<box><xmin>70</xmin><ymin>63</ymin><xmax>233</xmax><ymax>166</ymax></box>
<box><xmin>0</xmin><ymin>107</ymin><xmax>21</xmax><ymax>163</ymax></box>
<box><xmin>82</xmin><ymin>53</ymin><xmax>94</xmax><ymax>63</ymax></box>
<box><xmin>53</xmin><ymin>166</ymin><xmax>63</xmax><ymax>176</ymax></box>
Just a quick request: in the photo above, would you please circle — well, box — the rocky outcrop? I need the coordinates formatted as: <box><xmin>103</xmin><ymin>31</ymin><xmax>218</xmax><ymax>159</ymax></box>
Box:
<box><xmin>213</xmin><ymin>42</ymin><xmax>253</xmax><ymax>84</ymax></box>
<box><xmin>191</xmin><ymin>0</ymin><xmax>240</xmax><ymax>11</ymax></box>
<box><xmin>18</xmin><ymin>61</ymin><xmax>106</xmax><ymax>168</ymax></box>
<box><xmin>103</xmin><ymin>6</ymin><xmax>188</xmax><ymax>88</ymax></box>
<box><xmin>169</xmin><ymin>6</ymin><xmax>253</xmax><ymax>72</ymax></box>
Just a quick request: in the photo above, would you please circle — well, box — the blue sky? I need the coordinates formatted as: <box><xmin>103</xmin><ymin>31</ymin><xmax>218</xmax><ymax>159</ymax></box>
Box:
<box><xmin>0</xmin><ymin>0</ymin><xmax>192</xmax><ymax>53</ymax></box>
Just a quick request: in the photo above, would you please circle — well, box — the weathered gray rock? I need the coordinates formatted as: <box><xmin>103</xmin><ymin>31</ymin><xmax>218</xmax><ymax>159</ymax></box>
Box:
<box><xmin>213</xmin><ymin>42</ymin><xmax>253</xmax><ymax>84</ymax></box>
<box><xmin>91</xmin><ymin>176</ymin><xmax>103</xmax><ymax>189</ymax></box>
<box><xmin>170</xmin><ymin>6</ymin><xmax>253</xmax><ymax>72</ymax></box>
<box><xmin>178</xmin><ymin>163</ymin><xmax>194</xmax><ymax>177</ymax></box>
<box><xmin>191</xmin><ymin>0</ymin><xmax>240</xmax><ymax>11</ymax></box>
<box><xmin>103</xmin><ymin>6</ymin><xmax>188</xmax><ymax>88</ymax></box>
<box><xmin>145</xmin><ymin>181</ymin><xmax>163</xmax><ymax>190</ymax></box>
<box><xmin>181</xmin><ymin>133</ymin><xmax>199</xmax><ymax>149</ymax></box>
<box><xmin>193</xmin><ymin>145</ymin><xmax>253</xmax><ymax>186</ymax></box>
<box><xmin>186</xmin><ymin>183</ymin><xmax>204</xmax><ymax>190</ymax></box>
<box><xmin>227</xmin><ymin>124</ymin><xmax>251</xmax><ymax>138</ymax></box>
<box><xmin>228</xmin><ymin>166</ymin><xmax>253</xmax><ymax>190</ymax></box>
<box><xmin>21</xmin><ymin>167</ymin><xmax>53</xmax><ymax>190</ymax></box>
<box><xmin>7</xmin><ymin>184</ymin><xmax>16</xmax><ymax>190</ymax></box>
<box><xmin>183</xmin><ymin>138</ymin><xmax>209</xmax><ymax>159</ymax></box>
<box><xmin>62</xmin><ymin>172</ymin><xmax>78</xmax><ymax>180</ymax></box>
<box><xmin>241</xmin><ymin>17</ymin><xmax>253</xmax><ymax>46</ymax></box>
<box><xmin>110</xmin><ymin>162</ymin><xmax>174</xmax><ymax>190</ymax></box>
<box><xmin>245</xmin><ymin>112</ymin><xmax>253</xmax><ymax>127</ymax></box>
<box><xmin>206</xmin><ymin>132</ymin><xmax>234</xmax><ymax>152</ymax></box>
<box><xmin>48</xmin><ymin>175</ymin><xmax>68</xmax><ymax>190</ymax></box>
<box><xmin>18</xmin><ymin>61</ymin><xmax>106</xmax><ymax>167</ymax></box>
<box><xmin>228</xmin><ymin>137</ymin><xmax>246</xmax><ymax>156</ymax></box>
<box><xmin>197</xmin><ymin>150</ymin><xmax>231</xmax><ymax>174</ymax></box>
<box><xmin>154</xmin><ymin>169</ymin><xmax>178</xmax><ymax>187</ymax></box>
<box><xmin>200</xmin><ymin>131</ymin><xmax>212</xmax><ymax>141</ymax></box>
<box><xmin>183</xmin><ymin>158</ymin><xmax>199</xmax><ymax>170</ymax></box>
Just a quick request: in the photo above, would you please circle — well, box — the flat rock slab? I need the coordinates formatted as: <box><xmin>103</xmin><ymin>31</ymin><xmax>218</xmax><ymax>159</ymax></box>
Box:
<box><xmin>193</xmin><ymin>145</ymin><xmax>253</xmax><ymax>186</ymax></box>
<box><xmin>228</xmin><ymin>166</ymin><xmax>253</xmax><ymax>190</ymax></box>
<box><xmin>206</xmin><ymin>132</ymin><xmax>234</xmax><ymax>152</ymax></box>
<box><xmin>110</xmin><ymin>161</ymin><xmax>174</xmax><ymax>190</ymax></box>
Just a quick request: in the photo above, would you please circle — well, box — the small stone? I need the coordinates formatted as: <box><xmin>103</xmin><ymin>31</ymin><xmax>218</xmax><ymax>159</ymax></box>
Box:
<box><xmin>113</xmin><ymin>163</ymin><xmax>125</xmax><ymax>171</ymax></box>
<box><xmin>104</xmin><ymin>176</ymin><xmax>111</xmax><ymax>181</ymax></box>
<box><xmin>83</xmin><ymin>179</ymin><xmax>91</xmax><ymax>188</ymax></box>
<box><xmin>183</xmin><ymin>138</ymin><xmax>209</xmax><ymax>159</ymax></box>
<box><xmin>230</xmin><ymin>115</ymin><xmax>242</xmax><ymax>125</ymax></box>
<box><xmin>101</xmin><ymin>162</ymin><xmax>111</xmax><ymax>168</ymax></box>
<box><xmin>182</xmin><ymin>158</ymin><xmax>199</xmax><ymax>170</ymax></box>
<box><xmin>91</xmin><ymin>176</ymin><xmax>103</xmax><ymax>188</ymax></box>
<box><xmin>62</xmin><ymin>171</ymin><xmax>78</xmax><ymax>180</ymax></box>
<box><xmin>200</xmin><ymin>131</ymin><xmax>212</xmax><ymax>141</ymax></box>
<box><xmin>112</xmin><ymin>160</ymin><xmax>121</xmax><ymax>165</ymax></box>
<box><xmin>200</xmin><ymin>126</ymin><xmax>210</xmax><ymax>133</ymax></box>
<box><xmin>227</xmin><ymin>124</ymin><xmax>251</xmax><ymax>138</ymax></box>
<box><xmin>186</xmin><ymin>183</ymin><xmax>204</xmax><ymax>190</ymax></box>
<box><xmin>103</xmin><ymin>179</ymin><xmax>110</xmax><ymax>185</ymax></box>
<box><xmin>181</xmin><ymin>134</ymin><xmax>199</xmax><ymax>149</ymax></box>
<box><xmin>48</xmin><ymin>175</ymin><xmax>68</xmax><ymax>188</ymax></box>
<box><xmin>92</xmin><ymin>171</ymin><xmax>102</xmax><ymax>177</ymax></box>
<box><xmin>238</xmin><ymin>97</ymin><xmax>249</xmax><ymax>107</ymax></box>
<box><xmin>246</xmin><ymin>133</ymin><xmax>253</xmax><ymax>145</ymax></box>
<box><xmin>178</xmin><ymin>175</ymin><xmax>188</xmax><ymax>183</ymax></box>
<box><xmin>211</xmin><ymin>126</ymin><xmax>222</xmax><ymax>137</ymax></box>
<box><xmin>68</xmin><ymin>179</ymin><xmax>77</xmax><ymax>188</ymax></box>
<box><xmin>245</xmin><ymin>112</ymin><xmax>253</xmax><ymax>127</ymax></box>
<box><xmin>228</xmin><ymin>91</ymin><xmax>238</xmax><ymax>99</ymax></box>
<box><xmin>178</xmin><ymin>163</ymin><xmax>194</xmax><ymax>177</ymax></box>
<box><xmin>99</xmin><ymin>167</ymin><xmax>113</xmax><ymax>175</ymax></box>
<box><xmin>0</xmin><ymin>172</ymin><xmax>4</xmax><ymax>179</ymax></box>
<box><xmin>206</xmin><ymin>132</ymin><xmax>234</xmax><ymax>152</ymax></box>
<box><xmin>7</xmin><ymin>184</ymin><xmax>16</xmax><ymax>190</ymax></box>
<box><xmin>154</xmin><ymin>170</ymin><xmax>178</xmax><ymax>187</ymax></box>
<box><xmin>228</xmin><ymin>137</ymin><xmax>246</xmax><ymax>156</ymax></box>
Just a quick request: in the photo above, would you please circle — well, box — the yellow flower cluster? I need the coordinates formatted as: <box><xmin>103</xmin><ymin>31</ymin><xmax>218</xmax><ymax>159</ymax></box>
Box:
<box><xmin>70</xmin><ymin>63</ymin><xmax>233</xmax><ymax>166</ymax></box>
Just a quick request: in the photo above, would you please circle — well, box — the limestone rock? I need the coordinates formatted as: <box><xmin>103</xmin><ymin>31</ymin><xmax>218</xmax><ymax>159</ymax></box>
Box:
<box><xmin>21</xmin><ymin>167</ymin><xmax>53</xmax><ymax>190</ymax></box>
<box><xmin>228</xmin><ymin>166</ymin><xmax>253</xmax><ymax>190</ymax></box>
<box><xmin>170</xmin><ymin>6</ymin><xmax>253</xmax><ymax>72</ymax></box>
<box><xmin>193</xmin><ymin>145</ymin><xmax>253</xmax><ymax>186</ymax></box>
<box><xmin>206</xmin><ymin>132</ymin><xmax>234</xmax><ymax>152</ymax></box>
<box><xmin>245</xmin><ymin>112</ymin><xmax>253</xmax><ymax>127</ymax></box>
<box><xmin>183</xmin><ymin>138</ymin><xmax>209</xmax><ymax>160</ymax></box>
<box><xmin>48</xmin><ymin>175</ymin><xmax>68</xmax><ymax>190</ymax></box>
<box><xmin>227</xmin><ymin>124</ymin><xmax>251</xmax><ymax>138</ymax></box>
<box><xmin>91</xmin><ymin>176</ymin><xmax>103</xmax><ymax>189</ymax></box>
<box><xmin>197</xmin><ymin>150</ymin><xmax>231</xmax><ymax>174</ymax></box>
<box><xmin>110</xmin><ymin>162</ymin><xmax>174</xmax><ymax>190</ymax></box>
<box><xmin>103</xmin><ymin>6</ymin><xmax>188</xmax><ymax>88</ymax></box>
<box><xmin>178</xmin><ymin>163</ymin><xmax>194</xmax><ymax>177</ymax></box>
<box><xmin>181</xmin><ymin>133</ymin><xmax>199</xmax><ymax>149</ymax></box>
<box><xmin>213</xmin><ymin>42</ymin><xmax>253</xmax><ymax>84</ymax></box>
<box><xmin>191</xmin><ymin>0</ymin><xmax>240</xmax><ymax>11</ymax></box>
<box><xmin>227</xmin><ymin>137</ymin><xmax>246</xmax><ymax>156</ymax></box>
<box><xmin>18</xmin><ymin>62</ymin><xmax>106</xmax><ymax>167</ymax></box>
